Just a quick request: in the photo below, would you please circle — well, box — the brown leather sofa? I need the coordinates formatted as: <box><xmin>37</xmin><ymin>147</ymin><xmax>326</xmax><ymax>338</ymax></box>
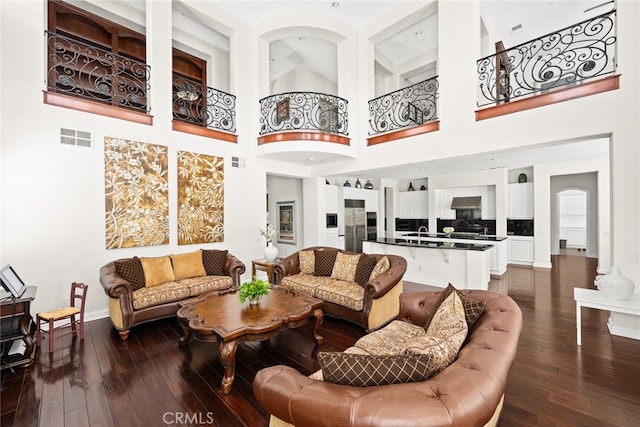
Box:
<box><xmin>273</xmin><ymin>247</ymin><xmax>407</xmax><ymax>332</ymax></box>
<box><xmin>100</xmin><ymin>250</ymin><xmax>245</xmax><ymax>340</ymax></box>
<box><xmin>253</xmin><ymin>289</ymin><xmax>522</xmax><ymax>427</ymax></box>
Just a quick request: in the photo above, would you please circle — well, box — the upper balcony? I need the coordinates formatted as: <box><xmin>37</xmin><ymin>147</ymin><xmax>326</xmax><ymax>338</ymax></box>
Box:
<box><xmin>45</xmin><ymin>30</ymin><xmax>152</xmax><ymax>125</ymax></box>
<box><xmin>172</xmin><ymin>75</ymin><xmax>237</xmax><ymax>142</ymax></box>
<box><xmin>475</xmin><ymin>9</ymin><xmax>619</xmax><ymax>121</ymax></box>
<box><xmin>258</xmin><ymin>92</ymin><xmax>349</xmax><ymax>145</ymax></box>
<box><xmin>367</xmin><ymin>76</ymin><xmax>440</xmax><ymax>146</ymax></box>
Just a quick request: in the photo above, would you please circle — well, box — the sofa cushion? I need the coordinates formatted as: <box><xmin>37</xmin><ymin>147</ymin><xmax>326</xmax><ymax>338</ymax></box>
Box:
<box><xmin>132</xmin><ymin>281</ymin><xmax>188</xmax><ymax>309</ymax></box>
<box><xmin>281</xmin><ymin>274</ymin><xmax>332</xmax><ymax>296</ymax></box>
<box><xmin>352</xmin><ymin>320</ymin><xmax>429</xmax><ymax>355</ymax></box>
<box><xmin>369</xmin><ymin>255</ymin><xmax>390</xmax><ymax>280</ymax></box>
<box><xmin>403</xmin><ymin>292</ymin><xmax>468</xmax><ymax>375</ymax></box>
<box><xmin>299</xmin><ymin>250</ymin><xmax>315</xmax><ymax>275</ymax></box>
<box><xmin>202</xmin><ymin>249</ymin><xmax>228</xmax><ymax>276</ymax></box>
<box><xmin>314</xmin><ymin>249</ymin><xmax>338</xmax><ymax>276</ymax></box>
<box><xmin>354</xmin><ymin>254</ymin><xmax>377</xmax><ymax>287</ymax></box>
<box><xmin>140</xmin><ymin>256</ymin><xmax>176</xmax><ymax>287</ymax></box>
<box><xmin>171</xmin><ymin>250</ymin><xmax>206</xmax><ymax>281</ymax></box>
<box><xmin>331</xmin><ymin>252</ymin><xmax>361</xmax><ymax>282</ymax></box>
<box><xmin>315</xmin><ymin>279</ymin><xmax>365</xmax><ymax>311</ymax></box>
<box><xmin>318</xmin><ymin>352</ymin><xmax>437</xmax><ymax>387</ymax></box>
<box><xmin>427</xmin><ymin>283</ymin><xmax>486</xmax><ymax>330</ymax></box>
<box><xmin>114</xmin><ymin>257</ymin><xmax>145</xmax><ymax>291</ymax></box>
<box><xmin>178</xmin><ymin>275</ymin><xmax>233</xmax><ymax>296</ymax></box>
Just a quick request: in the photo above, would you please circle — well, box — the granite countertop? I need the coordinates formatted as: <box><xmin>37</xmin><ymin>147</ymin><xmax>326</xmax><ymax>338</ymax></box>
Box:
<box><xmin>398</xmin><ymin>232</ymin><xmax>508</xmax><ymax>242</ymax></box>
<box><xmin>367</xmin><ymin>238</ymin><xmax>493</xmax><ymax>251</ymax></box>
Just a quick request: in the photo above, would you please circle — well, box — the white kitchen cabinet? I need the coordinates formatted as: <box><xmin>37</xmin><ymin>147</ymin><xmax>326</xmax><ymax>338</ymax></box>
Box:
<box><xmin>508</xmin><ymin>236</ymin><xmax>534</xmax><ymax>265</ymax></box>
<box><xmin>397</xmin><ymin>191</ymin><xmax>428</xmax><ymax>218</ymax></box>
<box><xmin>326</xmin><ymin>227</ymin><xmax>339</xmax><ymax>247</ymax></box>
<box><xmin>325</xmin><ymin>185</ymin><xmax>338</xmax><ymax>213</ymax></box>
<box><xmin>438</xmin><ymin>189</ymin><xmax>456</xmax><ymax>219</ymax></box>
<box><xmin>481</xmin><ymin>185</ymin><xmax>496</xmax><ymax>219</ymax></box>
<box><xmin>508</xmin><ymin>183</ymin><xmax>534</xmax><ymax>219</ymax></box>
<box><xmin>343</xmin><ymin>187</ymin><xmax>378</xmax><ymax>211</ymax></box>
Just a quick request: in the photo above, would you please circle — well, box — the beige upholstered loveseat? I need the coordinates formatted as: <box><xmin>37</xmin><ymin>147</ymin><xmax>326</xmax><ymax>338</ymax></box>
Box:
<box><xmin>254</xmin><ymin>288</ymin><xmax>523</xmax><ymax>427</ymax></box>
<box><xmin>100</xmin><ymin>249</ymin><xmax>245</xmax><ymax>340</ymax></box>
<box><xmin>273</xmin><ymin>246</ymin><xmax>407</xmax><ymax>332</ymax></box>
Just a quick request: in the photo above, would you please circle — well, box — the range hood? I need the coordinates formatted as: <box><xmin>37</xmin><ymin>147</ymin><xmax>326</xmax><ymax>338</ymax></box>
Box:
<box><xmin>450</xmin><ymin>196</ymin><xmax>481</xmax><ymax>210</ymax></box>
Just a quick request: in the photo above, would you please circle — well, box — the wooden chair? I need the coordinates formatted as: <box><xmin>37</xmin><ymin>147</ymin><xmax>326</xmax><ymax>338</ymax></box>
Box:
<box><xmin>36</xmin><ymin>282</ymin><xmax>88</xmax><ymax>353</ymax></box>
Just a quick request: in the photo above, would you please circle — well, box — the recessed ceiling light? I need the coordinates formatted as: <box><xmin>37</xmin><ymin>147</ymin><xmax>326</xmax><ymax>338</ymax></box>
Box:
<box><xmin>306</xmin><ymin>157</ymin><xmax>315</xmax><ymax>161</ymax></box>
<box><xmin>298</xmin><ymin>36</ymin><xmax>306</xmax><ymax>42</ymax></box>
<box><xmin>331</xmin><ymin>2</ymin><xmax>340</xmax><ymax>7</ymax></box>
<box><xmin>269</xmin><ymin>58</ymin><xmax>275</xmax><ymax>62</ymax></box>
<box><xmin>414</xmin><ymin>31</ymin><xmax>423</xmax><ymax>38</ymax></box>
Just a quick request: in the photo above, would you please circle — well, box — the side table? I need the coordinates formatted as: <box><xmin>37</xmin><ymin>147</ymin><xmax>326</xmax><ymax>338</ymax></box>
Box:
<box><xmin>574</xmin><ymin>287</ymin><xmax>640</xmax><ymax>345</ymax></box>
<box><xmin>251</xmin><ymin>258</ymin><xmax>282</xmax><ymax>284</ymax></box>
<box><xmin>1</xmin><ymin>286</ymin><xmax>37</xmax><ymax>369</ymax></box>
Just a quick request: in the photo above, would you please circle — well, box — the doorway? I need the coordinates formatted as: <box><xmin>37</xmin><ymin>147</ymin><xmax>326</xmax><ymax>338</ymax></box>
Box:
<box><xmin>557</xmin><ymin>189</ymin><xmax>588</xmax><ymax>257</ymax></box>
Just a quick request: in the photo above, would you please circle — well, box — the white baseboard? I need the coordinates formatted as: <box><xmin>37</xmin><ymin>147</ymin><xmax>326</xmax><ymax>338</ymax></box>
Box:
<box><xmin>608</xmin><ymin>318</ymin><xmax>640</xmax><ymax>341</ymax></box>
<box><xmin>533</xmin><ymin>261</ymin><xmax>552</xmax><ymax>269</ymax></box>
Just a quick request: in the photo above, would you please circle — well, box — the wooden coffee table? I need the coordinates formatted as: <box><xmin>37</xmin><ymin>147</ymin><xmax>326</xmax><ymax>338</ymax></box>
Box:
<box><xmin>176</xmin><ymin>286</ymin><xmax>324</xmax><ymax>394</ymax></box>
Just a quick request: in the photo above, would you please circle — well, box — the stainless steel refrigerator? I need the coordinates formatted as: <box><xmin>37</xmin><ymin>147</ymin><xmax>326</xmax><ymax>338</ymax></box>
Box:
<box><xmin>344</xmin><ymin>199</ymin><xmax>366</xmax><ymax>253</ymax></box>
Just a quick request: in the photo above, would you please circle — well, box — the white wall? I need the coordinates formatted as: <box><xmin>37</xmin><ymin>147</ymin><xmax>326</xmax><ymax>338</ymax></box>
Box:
<box><xmin>0</xmin><ymin>0</ymin><xmax>265</xmax><ymax>319</ymax></box>
<box><xmin>271</xmin><ymin>66</ymin><xmax>337</xmax><ymax>95</ymax></box>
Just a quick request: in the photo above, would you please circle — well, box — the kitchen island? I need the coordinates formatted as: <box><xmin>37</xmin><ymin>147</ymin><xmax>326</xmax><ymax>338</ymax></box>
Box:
<box><xmin>394</xmin><ymin>232</ymin><xmax>509</xmax><ymax>276</ymax></box>
<box><xmin>363</xmin><ymin>237</ymin><xmax>495</xmax><ymax>290</ymax></box>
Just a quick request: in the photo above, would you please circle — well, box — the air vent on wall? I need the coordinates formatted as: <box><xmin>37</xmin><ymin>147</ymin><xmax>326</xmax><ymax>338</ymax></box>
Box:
<box><xmin>231</xmin><ymin>156</ymin><xmax>246</xmax><ymax>168</ymax></box>
<box><xmin>60</xmin><ymin>127</ymin><xmax>92</xmax><ymax>148</ymax></box>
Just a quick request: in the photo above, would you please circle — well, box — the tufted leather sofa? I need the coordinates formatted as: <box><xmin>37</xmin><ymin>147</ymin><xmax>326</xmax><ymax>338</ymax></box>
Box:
<box><xmin>273</xmin><ymin>246</ymin><xmax>407</xmax><ymax>332</ymax></box>
<box><xmin>100</xmin><ymin>250</ymin><xmax>245</xmax><ymax>340</ymax></box>
<box><xmin>253</xmin><ymin>289</ymin><xmax>522</xmax><ymax>427</ymax></box>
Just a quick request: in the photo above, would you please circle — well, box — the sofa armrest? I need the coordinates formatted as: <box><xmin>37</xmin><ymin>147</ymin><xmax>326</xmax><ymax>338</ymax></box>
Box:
<box><xmin>364</xmin><ymin>254</ymin><xmax>407</xmax><ymax>299</ymax></box>
<box><xmin>273</xmin><ymin>253</ymin><xmax>301</xmax><ymax>285</ymax></box>
<box><xmin>99</xmin><ymin>261</ymin><xmax>134</xmax><ymax>316</ymax></box>
<box><xmin>224</xmin><ymin>253</ymin><xmax>246</xmax><ymax>287</ymax></box>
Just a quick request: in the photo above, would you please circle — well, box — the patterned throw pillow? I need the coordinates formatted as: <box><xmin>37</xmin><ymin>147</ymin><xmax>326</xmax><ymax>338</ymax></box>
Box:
<box><xmin>202</xmin><ymin>249</ymin><xmax>228</xmax><ymax>276</ymax></box>
<box><xmin>426</xmin><ymin>283</ymin><xmax>486</xmax><ymax>330</ymax></box>
<box><xmin>171</xmin><ymin>250</ymin><xmax>206</xmax><ymax>280</ymax></box>
<box><xmin>314</xmin><ymin>249</ymin><xmax>338</xmax><ymax>276</ymax></box>
<box><xmin>114</xmin><ymin>257</ymin><xmax>145</xmax><ymax>291</ymax></box>
<box><xmin>299</xmin><ymin>250</ymin><xmax>315</xmax><ymax>275</ymax></box>
<box><xmin>318</xmin><ymin>351</ymin><xmax>437</xmax><ymax>387</ymax></box>
<box><xmin>331</xmin><ymin>252</ymin><xmax>361</xmax><ymax>282</ymax></box>
<box><xmin>140</xmin><ymin>256</ymin><xmax>176</xmax><ymax>288</ymax></box>
<box><xmin>403</xmin><ymin>292</ymin><xmax>468</xmax><ymax>375</ymax></box>
<box><xmin>369</xmin><ymin>255</ymin><xmax>390</xmax><ymax>281</ymax></box>
<box><xmin>354</xmin><ymin>254</ymin><xmax>377</xmax><ymax>287</ymax></box>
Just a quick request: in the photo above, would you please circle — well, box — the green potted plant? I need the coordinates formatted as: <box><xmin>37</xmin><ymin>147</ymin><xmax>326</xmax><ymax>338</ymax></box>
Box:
<box><xmin>238</xmin><ymin>276</ymin><xmax>270</xmax><ymax>305</ymax></box>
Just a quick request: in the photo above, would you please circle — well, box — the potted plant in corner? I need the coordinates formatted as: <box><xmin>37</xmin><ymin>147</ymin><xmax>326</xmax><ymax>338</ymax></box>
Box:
<box><xmin>239</xmin><ymin>276</ymin><xmax>270</xmax><ymax>306</ymax></box>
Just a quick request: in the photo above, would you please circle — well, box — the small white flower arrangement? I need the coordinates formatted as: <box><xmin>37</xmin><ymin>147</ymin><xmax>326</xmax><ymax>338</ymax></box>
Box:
<box><xmin>443</xmin><ymin>226</ymin><xmax>455</xmax><ymax>236</ymax></box>
<box><xmin>259</xmin><ymin>224</ymin><xmax>277</xmax><ymax>243</ymax></box>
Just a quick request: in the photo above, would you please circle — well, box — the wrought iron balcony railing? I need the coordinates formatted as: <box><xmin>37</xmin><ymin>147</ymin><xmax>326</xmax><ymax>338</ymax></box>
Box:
<box><xmin>368</xmin><ymin>76</ymin><xmax>439</xmax><ymax>136</ymax></box>
<box><xmin>259</xmin><ymin>92</ymin><xmax>348</xmax><ymax>136</ymax></box>
<box><xmin>173</xmin><ymin>76</ymin><xmax>236</xmax><ymax>133</ymax></box>
<box><xmin>477</xmin><ymin>9</ymin><xmax>616</xmax><ymax>107</ymax></box>
<box><xmin>46</xmin><ymin>31</ymin><xmax>150</xmax><ymax>113</ymax></box>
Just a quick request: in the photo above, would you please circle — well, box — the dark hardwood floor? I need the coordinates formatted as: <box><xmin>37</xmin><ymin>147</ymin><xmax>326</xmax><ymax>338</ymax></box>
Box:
<box><xmin>2</xmin><ymin>255</ymin><xmax>639</xmax><ymax>426</ymax></box>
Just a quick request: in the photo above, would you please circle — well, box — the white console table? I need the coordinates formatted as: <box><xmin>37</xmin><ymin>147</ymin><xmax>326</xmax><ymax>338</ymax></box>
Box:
<box><xmin>574</xmin><ymin>288</ymin><xmax>640</xmax><ymax>345</ymax></box>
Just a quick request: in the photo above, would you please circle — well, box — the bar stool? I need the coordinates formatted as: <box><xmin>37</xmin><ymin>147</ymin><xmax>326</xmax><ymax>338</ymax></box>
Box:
<box><xmin>36</xmin><ymin>282</ymin><xmax>88</xmax><ymax>353</ymax></box>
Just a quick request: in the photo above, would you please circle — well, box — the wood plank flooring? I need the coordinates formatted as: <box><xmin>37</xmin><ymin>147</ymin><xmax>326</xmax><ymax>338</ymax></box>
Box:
<box><xmin>2</xmin><ymin>255</ymin><xmax>639</xmax><ymax>426</ymax></box>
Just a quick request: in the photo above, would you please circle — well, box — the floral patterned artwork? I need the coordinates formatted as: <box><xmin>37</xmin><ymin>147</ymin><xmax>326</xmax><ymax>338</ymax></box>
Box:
<box><xmin>104</xmin><ymin>137</ymin><xmax>169</xmax><ymax>249</ymax></box>
<box><xmin>177</xmin><ymin>151</ymin><xmax>224</xmax><ymax>245</ymax></box>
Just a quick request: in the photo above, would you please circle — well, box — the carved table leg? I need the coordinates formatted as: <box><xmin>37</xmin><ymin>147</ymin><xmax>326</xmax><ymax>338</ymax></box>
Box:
<box><xmin>219</xmin><ymin>340</ymin><xmax>239</xmax><ymax>394</ymax></box>
<box><xmin>179</xmin><ymin>326</ymin><xmax>192</xmax><ymax>347</ymax></box>
<box><xmin>312</xmin><ymin>309</ymin><xmax>324</xmax><ymax>345</ymax></box>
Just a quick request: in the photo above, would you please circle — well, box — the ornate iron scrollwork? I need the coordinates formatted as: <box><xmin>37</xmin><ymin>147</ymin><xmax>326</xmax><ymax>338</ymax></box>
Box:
<box><xmin>368</xmin><ymin>76</ymin><xmax>439</xmax><ymax>136</ymax></box>
<box><xmin>172</xmin><ymin>76</ymin><xmax>236</xmax><ymax>133</ymax></box>
<box><xmin>477</xmin><ymin>10</ymin><xmax>617</xmax><ymax>107</ymax></box>
<box><xmin>46</xmin><ymin>31</ymin><xmax>150</xmax><ymax>113</ymax></box>
<box><xmin>259</xmin><ymin>92</ymin><xmax>348</xmax><ymax>136</ymax></box>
